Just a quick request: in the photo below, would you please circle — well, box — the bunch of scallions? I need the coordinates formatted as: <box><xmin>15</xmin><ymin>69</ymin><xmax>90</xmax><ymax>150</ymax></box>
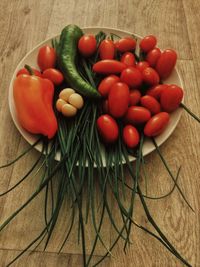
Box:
<box><xmin>0</xmin><ymin>31</ymin><xmax>199</xmax><ymax>267</ymax></box>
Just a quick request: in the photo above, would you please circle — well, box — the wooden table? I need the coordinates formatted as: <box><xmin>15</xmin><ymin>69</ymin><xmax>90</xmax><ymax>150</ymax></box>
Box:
<box><xmin>0</xmin><ymin>0</ymin><xmax>199</xmax><ymax>266</ymax></box>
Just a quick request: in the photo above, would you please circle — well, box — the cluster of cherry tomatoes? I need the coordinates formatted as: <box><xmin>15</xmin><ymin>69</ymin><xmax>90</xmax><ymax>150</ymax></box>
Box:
<box><xmin>78</xmin><ymin>33</ymin><xmax>184</xmax><ymax>148</ymax></box>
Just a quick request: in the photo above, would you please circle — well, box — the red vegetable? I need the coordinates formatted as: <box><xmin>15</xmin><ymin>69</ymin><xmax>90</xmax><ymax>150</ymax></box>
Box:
<box><xmin>160</xmin><ymin>84</ymin><xmax>183</xmax><ymax>112</ymax></box>
<box><xmin>115</xmin><ymin>37</ymin><xmax>136</xmax><ymax>52</ymax></box>
<box><xmin>93</xmin><ymin>60</ymin><xmax>126</xmax><ymax>74</ymax></box>
<box><xmin>140</xmin><ymin>95</ymin><xmax>161</xmax><ymax>115</ymax></box>
<box><xmin>97</xmin><ymin>114</ymin><xmax>119</xmax><ymax>143</ymax></box>
<box><xmin>98</xmin><ymin>75</ymin><xmax>120</xmax><ymax>98</ymax></box>
<box><xmin>78</xmin><ymin>34</ymin><xmax>97</xmax><ymax>57</ymax></box>
<box><xmin>144</xmin><ymin>112</ymin><xmax>170</xmax><ymax>137</ymax></box>
<box><xmin>120</xmin><ymin>67</ymin><xmax>143</xmax><ymax>88</ymax></box>
<box><xmin>155</xmin><ymin>49</ymin><xmax>177</xmax><ymax>79</ymax></box>
<box><xmin>123</xmin><ymin>125</ymin><xmax>140</xmax><ymax>148</ymax></box>
<box><xmin>142</xmin><ymin>67</ymin><xmax>160</xmax><ymax>86</ymax></box>
<box><xmin>108</xmin><ymin>82</ymin><xmax>129</xmax><ymax>118</ymax></box>
<box><xmin>37</xmin><ymin>45</ymin><xmax>56</xmax><ymax>71</ymax></box>
<box><xmin>136</xmin><ymin>61</ymin><xmax>150</xmax><ymax>72</ymax></box>
<box><xmin>139</xmin><ymin>35</ymin><xmax>157</xmax><ymax>53</ymax></box>
<box><xmin>42</xmin><ymin>68</ymin><xmax>64</xmax><ymax>85</ymax></box>
<box><xmin>124</xmin><ymin>106</ymin><xmax>151</xmax><ymax>125</ymax></box>
<box><xmin>129</xmin><ymin>89</ymin><xmax>141</xmax><ymax>106</ymax></box>
<box><xmin>99</xmin><ymin>39</ymin><xmax>115</xmax><ymax>60</ymax></box>
<box><xmin>121</xmin><ymin>52</ymin><xmax>136</xmax><ymax>67</ymax></box>
<box><xmin>17</xmin><ymin>67</ymin><xmax>42</xmax><ymax>77</ymax></box>
<box><xmin>146</xmin><ymin>84</ymin><xmax>168</xmax><ymax>100</ymax></box>
<box><xmin>146</xmin><ymin>47</ymin><xmax>161</xmax><ymax>67</ymax></box>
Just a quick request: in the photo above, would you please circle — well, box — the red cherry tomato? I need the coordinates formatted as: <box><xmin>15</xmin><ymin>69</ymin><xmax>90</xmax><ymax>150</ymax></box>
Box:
<box><xmin>99</xmin><ymin>39</ymin><xmax>115</xmax><ymax>60</ymax></box>
<box><xmin>160</xmin><ymin>84</ymin><xmax>183</xmax><ymax>112</ymax></box>
<box><xmin>120</xmin><ymin>67</ymin><xmax>143</xmax><ymax>88</ymax></box>
<box><xmin>37</xmin><ymin>45</ymin><xmax>56</xmax><ymax>71</ymax></box>
<box><xmin>136</xmin><ymin>61</ymin><xmax>150</xmax><ymax>72</ymax></box>
<box><xmin>129</xmin><ymin>89</ymin><xmax>141</xmax><ymax>106</ymax></box>
<box><xmin>142</xmin><ymin>67</ymin><xmax>160</xmax><ymax>86</ymax></box>
<box><xmin>155</xmin><ymin>49</ymin><xmax>177</xmax><ymax>79</ymax></box>
<box><xmin>123</xmin><ymin>125</ymin><xmax>140</xmax><ymax>148</ymax></box>
<box><xmin>140</xmin><ymin>95</ymin><xmax>161</xmax><ymax>115</ymax></box>
<box><xmin>146</xmin><ymin>47</ymin><xmax>161</xmax><ymax>67</ymax></box>
<box><xmin>42</xmin><ymin>68</ymin><xmax>64</xmax><ymax>85</ymax></box>
<box><xmin>93</xmin><ymin>60</ymin><xmax>126</xmax><ymax>74</ymax></box>
<box><xmin>17</xmin><ymin>67</ymin><xmax>42</xmax><ymax>77</ymax></box>
<box><xmin>146</xmin><ymin>84</ymin><xmax>168</xmax><ymax>100</ymax></box>
<box><xmin>144</xmin><ymin>112</ymin><xmax>170</xmax><ymax>137</ymax></box>
<box><xmin>124</xmin><ymin>106</ymin><xmax>151</xmax><ymax>125</ymax></box>
<box><xmin>115</xmin><ymin>37</ymin><xmax>136</xmax><ymax>52</ymax></box>
<box><xmin>78</xmin><ymin>34</ymin><xmax>97</xmax><ymax>57</ymax></box>
<box><xmin>121</xmin><ymin>52</ymin><xmax>136</xmax><ymax>67</ymax></box>
<box><xmin>97</xmin><ymin>114</ymin><xmax>119</xmax><ymax>143</ymax></box>
<box><xmin>139</xmin><ymin>35</ymin><xmax>157</xmax><ymax>53</ymax></box>
<box><xmin>108</xmin><ymin>82</ymin><xmax>130</xmax><ymax>118</ymax></box>
<box><xmin>98</xmin><ymin>75</ymin><xmax>120</xmax><ymax>97</ymax></box>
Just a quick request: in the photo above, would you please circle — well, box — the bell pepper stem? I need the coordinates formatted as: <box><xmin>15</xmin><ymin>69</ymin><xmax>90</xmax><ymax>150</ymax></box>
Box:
<box><xmin>24</xmin><ymin>64</ymin><xmax>34</xmax><ymax>75</ymax></box>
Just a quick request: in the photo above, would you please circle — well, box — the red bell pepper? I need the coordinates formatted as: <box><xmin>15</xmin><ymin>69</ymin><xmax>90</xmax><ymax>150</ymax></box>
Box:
<box><xmin>13</xmin><ymin>74</ymin><xmax>58</xmax><ymax>139</ymax></box>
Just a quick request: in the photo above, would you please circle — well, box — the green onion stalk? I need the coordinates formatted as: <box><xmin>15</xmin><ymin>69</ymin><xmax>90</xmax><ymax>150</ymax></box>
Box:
<box><xmin>0</xmin><ymin>31</ymin><xmax>198</xmax><ymax>267</ymax></box>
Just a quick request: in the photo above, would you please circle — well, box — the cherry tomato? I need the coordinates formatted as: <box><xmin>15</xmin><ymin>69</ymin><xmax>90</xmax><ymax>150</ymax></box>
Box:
<box><xmin>120</xmin><ymin>67</ymin><xmax>143</xmax><ymax>88</ymax></box>
<box><xmin>99</xmin><ymin>39</ymin><xmax>115</xmax><ymax>60</ymax></box>
<box><xmin>93</xmin><ymin>60</ymin><xmax>126</xmax><ymax>74</ymax></box>
<box><xmin>155</xmin><ymin>49</ymin><xmax>177</xmax><ymax>79</ymax></box>
<box><xmin>142</xmin><ymin>67</ymin><xmax>160</xmax><ymax>86</ymax></box>
<box><xmin>146</xmin><ymin>84</ymin><xmax>168</xmax><ymax>100</ymax></box>
<box><xmin>42</xmin><ymin>68</ymin><xmax>64</xmax><ymax>85</ymax></box>
<box><xmin>139</xmin><ymin>35</ymin><xmax>157</xmax><ymax>53</ymax></box>
<box><xmin>124</xmin><ymin>106</ymin><xmax>151</xmax><ymax>125</ymax></box>
<box><xmin>129</xmin><ymin>89</ymin><xmax>141</xmax><ymax>106</ymax></box>
<box><xmin>144</xmin><ymin>112</ymin><xmax>170</xmax><ymax>137</ymax></box>
<box><xmin>140</xmin><ymin>95</ymin><xmax>161</xmax><ymax>115</ymax></box>
<box><xmin>97</xmin><ymin>114</ymin><xmax>119</xmax><ymax>143</ymax></box>
<box><xmin>160</xmin><ymin>84</ymin><xmax>183</xmax><ymax>112</ymax></box>
<box><xmin>78</xmin><ymin>34</ymin><xmax>97</xmax><ymax>57</ymax></box>
<box><xmin>98</xmin><ymin>75</ymin><xmax>120</xmax><ymax>97</ymax></box>
<box><xmin>115</xmin><ymin>37</ymin><xmax>136</xmax><ymax>52</ymax></box>
<box><xmin>17</xmin><ymin>67</ymin><xmax>42</xmax><ymax>77</ymax></box>
<box><xmin>121</xmin><ymin>52</ymin><xmax>135</xmax><ymax>67</ymax></box>
<box><xmin>108</xmin><ymin>82</ymin><xmax>130</xmax><ymax>118</ymax></box>
<box><xmin>136</xmin><ymin>61</ymin><xmax>150</xmax><ymax>72</ymax></box>
<box><xmin>123</xmin><ymin>125</ymin><xmax>140</xmax><ymax>148</ymax></box>
<box><xmin>37</xmin><ymin>45</ymin><xmax>56</xmax><ymax>71</ymax></box>
<box><xmin>146</xmin><ymin>47</ymin><xmax>161</xmax><ymax>67</ymax></box>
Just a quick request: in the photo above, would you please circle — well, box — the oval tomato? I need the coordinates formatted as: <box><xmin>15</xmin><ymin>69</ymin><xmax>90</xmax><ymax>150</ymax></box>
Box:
<box><xmin>140</xmin><ymin>95</ymin><xmax>161</xmax><ymax>114</ymax></box>
<box><xmin>93</xmin><ymin>60</ymin><xmax>126</xmax><ymax>74</ymax></box>
<box><xmin>108</xmin><ymin>82</ymin><xmax>130</xmax><ymax>118</ymax></box>
<box><xmin>123</xmin><ymin>125</ymin><xmax>140</xmax><ymax>148</ymax></box>
<box><xmin>99</xmin><ymin>39</ymin><xmax>115</xmax><ymax>60</ymax></box>
<box><xmin>120</xmin><ymin>67</ymin><xmax>143</xmax><ymax>88</ymax></box>
<box><xmin>121</xmin><ymin>52</ymin><xmax>135</xmax><ymax>67</ymax></box>
<box><xmin>78</xmin><ymin>34</ymin><xmax>97</xmax><ymax>57</ymax></box>
<box><xmin>124</xmin><ymin>106</ymin><xmax>151</xmax><ymax>125</ymax></box>
<box><xmin>146</xmin><ymin>47</ymin><xmax>161</xmax><ymax>67</ymax></box>
<box><xmin>142</xmin><ymin>67</ymin><xmax>160</xmax><ymax>86</ymax></box>
<box><xmin>160</xmin><ymin>84</ymin><xmax>183</xmax><ymax>112</ymax></box>
<box><xmin>144</xmin><ymin>112</ymin><xmax>170</xmax><ymax>137</ymax></box>
<box><xmin>97</xmin><ymin>114</ymin><xmax>119</xmax><ymax>143</ymax></box>
<box><xmin>139</xmin><ymin>35</ymin><xmax>157</xmax><ymax>53</ymax></box>
<box><xmin>129</xmin><ymin>89</ymin><xmax>141</xmax><ymax>106</ymax></box>
<box><xmin>155</xmin><ymin>49</ymin><xmax>177</xmax><ymax>79</ymax></box>
<box><xmin>98</xmin><ymin>75</ymin><xmax>120</xmax><ymax>97</ymax></box>
<box><xmin>37</xmin><ymin>45</ymin><xmax>56</xmax><ymax>71</ymax></box>
<box><xmin>146</xmin><ymin>84</ymin><xmax>168</xmax><ymax>100</ymax></box>
<box><xmin>136</xmin><ymin>61</ymin><xmax>150</xmax><ymax>72</ymax></box>
<box><xmin>17</xmin><ymin>67</ymin><xmax>42</xmax><ymax>77</ymax></box>
<box><xmin>42</xmin><ymin>68</ymin><xmax>64</xmax><ymax>85</ymax></box>
<box><xmin>115</xmin><ymin>37</ymin><xmax>136</xmax><ymax>52</ymax></box>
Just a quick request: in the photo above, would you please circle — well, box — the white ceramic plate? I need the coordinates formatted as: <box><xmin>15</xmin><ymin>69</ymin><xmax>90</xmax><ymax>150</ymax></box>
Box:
<box><xmin>8</xmin><ymin>27</ymin><xmax>183</xmax><ymax>163</ymax></box>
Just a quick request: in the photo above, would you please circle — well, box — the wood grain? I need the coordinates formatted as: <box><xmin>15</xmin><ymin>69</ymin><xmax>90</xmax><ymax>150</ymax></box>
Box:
<box><xmin>0</xmin><ymin>0</ymin><xmax>200</xmax><ymax>266</ymax></box>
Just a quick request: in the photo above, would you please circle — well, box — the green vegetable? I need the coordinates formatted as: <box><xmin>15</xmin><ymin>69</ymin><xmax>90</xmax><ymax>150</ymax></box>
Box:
<box><xmin>57</xmin><ymin>24</ymin><xmax>100</xmax><ymax>98</ymax></box>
